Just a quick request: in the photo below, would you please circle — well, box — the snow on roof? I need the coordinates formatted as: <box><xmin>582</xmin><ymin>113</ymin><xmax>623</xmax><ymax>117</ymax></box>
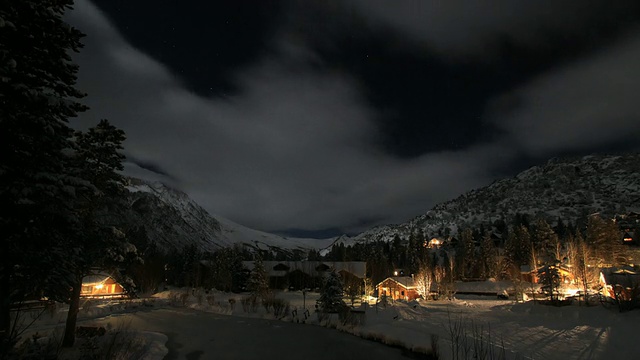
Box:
<box><xmin>601</xmin><ymin>267</ymin><xmax>640</xmax><ymax>288</ymax></box>
<box><xmin>82</xmin><ymin>273</ymin><xmax>117</xmax><ymax>286</ymax></box>
<box><xmin>377</xmin><ymin>276</ymin><xmax>417</xmax><ymax>289</ymax></box>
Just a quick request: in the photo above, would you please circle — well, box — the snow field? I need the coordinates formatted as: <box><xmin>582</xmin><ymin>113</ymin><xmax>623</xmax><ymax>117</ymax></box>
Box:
<box><xmin>152</xmin><ymin>286</ymin><xmax>640</xmax><ymax>360</ymax></box>
<box><xmin>15</xmin><ymin>283</ymin><xmax>640</xmax><ymax>359</ymax></box>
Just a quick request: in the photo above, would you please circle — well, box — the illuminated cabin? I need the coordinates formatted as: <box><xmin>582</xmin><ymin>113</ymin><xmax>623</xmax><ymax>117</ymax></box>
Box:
<box><xmin>521</xmin><ymin>264</ymin><xmax>575</xmax><ymax>284</ymax></box>
<box><xmin>376</xmin><ymin>277</ymin><xmax>420</xmax><ymax>301</ymax></box>
<box><xmin>623</xmin><ymin>231</ymin><xmax>635</xmax><ymax>244</ymax></box>
<box><xmin>81</xmin><ymin>274</ymin><xmax>125</xmax><ymax>298</ymax></box>
<box><xmin>600</xmin><ymin>267</ymin><xmax>640</xmax><ymax>301</ymax></box>
<box><xmin>426</xmin><ymin>237</ymin><xmax>444</xmax><ymax>249</ymax></box>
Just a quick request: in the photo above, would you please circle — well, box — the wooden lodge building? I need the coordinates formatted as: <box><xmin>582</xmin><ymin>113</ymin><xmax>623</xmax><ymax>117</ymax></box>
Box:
<box><xmin>376</xmin><ymin>276</ymin><xmax>420</xmax><ymax>301</ymax></box>
<box><xmin>81</xmin><ymin>274</ymin><xmax>126</xmax><ymax>298</ymax></box>
<box><xmin>600</xmin><ymin>267</ymin><xmax>640</xmax><ymax>301</ymax></box>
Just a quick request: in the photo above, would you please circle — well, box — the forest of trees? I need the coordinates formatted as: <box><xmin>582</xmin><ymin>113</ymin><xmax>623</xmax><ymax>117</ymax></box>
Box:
<box><xmin>116</xmin><ymin>214</ymin><xmax>631</xmax><ymax>318</ymax></box>
<box><xmin>131</xmin><ymin>211</ymin><xmax>631</xmax><ymax>305</ymax></box>
<box><xmin>321</xmin><ymin>213</ymin><xmax>630</xmax><ymax>301</ymax></box>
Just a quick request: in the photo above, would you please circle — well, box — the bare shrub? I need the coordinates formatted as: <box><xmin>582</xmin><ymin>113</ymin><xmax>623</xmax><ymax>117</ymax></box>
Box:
<box><xmin>12</xmin><ymin>329</ymin><xmax>63</xmax><ymax>360</ymax></box>
<box><xmin>168</xmin><ymin>292</ymin><xmax>180</xmax><ymax>307</ymax></box>
<box><xmin>179</xmin><ymin>293</ymin><xmax>190</xmax><ymax>307</ymax></box>
<box><xmin>46</xmin><ymin>302</ymin><xmax>57</xmax><ymax>319</ymax></box>
<box><xmin>206</xmin><ymin>295</ymin><xmax>216</xmax><ymax>306</ymax></box>
<box><xmin>446</xmin><ymin>311</ymin><xmax>514</xmax><ymax>360</ymax></box>
<box><xmin>261</xmin><ymin>297</ymin><xmax>273</xmax><ymax>313</ymax></box>
<box><xmin>241</xmin><ymin>296</ymin><xmax>259</xmax><ymax>313</ymax></box>
<box><xmin>81</xmin><ymin>299</ymin><xmax>98</xmax><ymax>313</ymax></box>
<box><xmin>430</xmin><ymin>334</ymin><xmax>440</xmax><ymax>359</ymax></box>
<box><xmin>339</xmin><ymin>308</ymin><xmax>366</xmax><ymax>327</ymax></box>
<box><xmin>271</xmin><ymin>299</ymin><xmax>290</xmax><ymax>318</ymax></box>
<box><xmin>95</xmin><ymin>320</ymin><xmax>153</xmax><ymax>360</ymax></box>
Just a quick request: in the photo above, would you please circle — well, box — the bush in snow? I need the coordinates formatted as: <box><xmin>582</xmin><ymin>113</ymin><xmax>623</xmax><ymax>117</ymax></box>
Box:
<box><xmin>168</xmin><ymin>292</ymin><xmax>190</xmax><ymax>307</ymax></box>
<box><xmin>12</xmin><ymin>331</ymin><xmax>63</xmax><ymax>360</ymax></box>
<box><xmin>261</xmin><ymin>298</ymin><xmax>290</xmax><ymax>319</ymax></box>
<box><xmin>241</xmin><ymin>296</ymin><xmax>259</xmax><ymax>313</ymax></box>
<box><xmin>195</xmin><ymin>291</ymin><xmax>204</xmax><ymax>306</ymax></box>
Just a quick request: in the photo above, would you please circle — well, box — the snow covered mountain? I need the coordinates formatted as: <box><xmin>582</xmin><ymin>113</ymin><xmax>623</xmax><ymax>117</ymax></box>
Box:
<box><xmin>332</xmin><ymin>153</ymin><xmax>640</xmax><ymax>247</ymax></box>
<box><xmin>122</xmin><ymin>178</ymin><xmax>334</xmax><ymax>253</ymax></box>
<box><xmin>122</xmin><ymin>154</ymin><xmax>639</xmax><ymax>254</ymax></box>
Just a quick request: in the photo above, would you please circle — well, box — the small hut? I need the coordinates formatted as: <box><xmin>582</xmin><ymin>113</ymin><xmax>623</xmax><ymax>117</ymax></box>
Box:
<box><xmin>81</xmin><ymin>274</ymin><xmax>125</xmax><ymax>298</ymax></box>
<box><xmin>376</xmin><ymin>276</ymin><xmax>420</xmax><ymax>301</ymax></box>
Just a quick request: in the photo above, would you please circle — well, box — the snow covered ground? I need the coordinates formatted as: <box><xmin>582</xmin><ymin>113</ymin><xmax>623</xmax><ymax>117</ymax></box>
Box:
<box><xmin>149</xmin><ymin>285</ymin><xmax>640</xmax><ymax>359</ymax></box>
<box><xmin>13</xmin><ymin>283</ymin><xmax>640</xmax><ymax>359</ymax></box>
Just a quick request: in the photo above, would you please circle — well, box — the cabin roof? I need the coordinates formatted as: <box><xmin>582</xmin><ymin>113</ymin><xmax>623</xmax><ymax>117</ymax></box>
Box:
<box><xmin>82</xmin><ymin>273</ymin><xmax>118</xmax><ymax>286</ymax></box>
<box><xmin>377</xmin><ymin>276</ymin><xmax>417</xmax><ymax>289</ymax></box>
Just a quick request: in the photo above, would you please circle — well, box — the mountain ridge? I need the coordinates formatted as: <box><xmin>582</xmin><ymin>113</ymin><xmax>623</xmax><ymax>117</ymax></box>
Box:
<box><xmin>122</xmin><ymin>153</ymin><xmax>640</xmax><ymax>254</ymax></box>
<box><xmin>331</xmin><ymin>153</ymin><xmax>640</xmax><ymax>247</ymax></box>
<box><xmin>122</xmin><ymin>178</ymin><xmax>334</xmax><ymax>254</ymax></box>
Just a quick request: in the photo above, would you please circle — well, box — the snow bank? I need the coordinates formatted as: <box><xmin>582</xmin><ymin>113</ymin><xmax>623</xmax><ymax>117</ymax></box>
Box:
<box><xmin>139</xmin><ymin>331</ymin><xmax>168</xmax><ymax>360</ymax></box>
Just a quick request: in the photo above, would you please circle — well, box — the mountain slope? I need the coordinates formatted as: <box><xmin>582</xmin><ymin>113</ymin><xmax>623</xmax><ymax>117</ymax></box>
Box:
<box><xmin>122</xmin><ymin>178</ymin><xmax>333</xmax><ymax>253</ymax></box>
<box><xmin>334</xmin><ymin>153</ymin><xmax>640</xmax><ymax>246</ymax></box>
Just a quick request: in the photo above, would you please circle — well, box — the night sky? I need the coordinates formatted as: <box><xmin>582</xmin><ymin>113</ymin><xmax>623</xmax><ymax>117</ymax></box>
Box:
<box><xmin>66</xmin><ymin>1</ymin><xmax>640</xmax><ymax>238</ymax></box>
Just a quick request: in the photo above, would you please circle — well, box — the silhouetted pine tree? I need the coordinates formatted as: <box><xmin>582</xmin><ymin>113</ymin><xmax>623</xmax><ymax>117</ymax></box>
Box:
<box><xmin>1</xmin><ymin>0</ymin><xmax>88</xmax><ymax>351</ymax></box>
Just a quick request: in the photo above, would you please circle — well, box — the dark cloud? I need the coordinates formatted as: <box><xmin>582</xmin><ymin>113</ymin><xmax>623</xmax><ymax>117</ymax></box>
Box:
<box><xmin>67</xmin><ymin>0</ymin><xmax>640</xmax><ymax>236</ymax></box>
<box><xmin>89</xmin><ymin>0</ymin><xmax>284</xmax><ymax>97</ymax></box>
<box><xmin>126</xmin><ymin>156</ymin><xmax>174</xmax><ymax>179</ymax></box>
<box><xmin>488</xmin><ymin>31</ymin><xmax>640</xmax><ymax>156</ymax></box>
<box><xmin>347</xmin><ymin>0</ymin><xmax>640</xmax><ymax>59</ymax></box>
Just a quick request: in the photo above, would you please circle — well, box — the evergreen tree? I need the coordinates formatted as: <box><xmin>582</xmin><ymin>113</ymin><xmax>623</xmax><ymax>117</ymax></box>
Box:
<box><xmin>62</xmin><ymin>120</ymin><xmax>135</xmax><ymax>347</ymax></box>
<box><xmin>316</xmin><ymin>270</ymin><xmax>346</xmax><ymax>313</ymax></box>
<box><xmin>531</xmin><ymin>218</ymin><xmax>560</xmax><ymax>263</ymax></box>
<box><xmin>406</xmin><ymin>230</ymin><xmax>420</xmax><ymax>275</ymax></box>
<box><xmin>538</xmin><ymin>263</ymin><xmax>561</xmax><ymax>301</ymax></box>
<box><xmin>479</xmin><ymin>231</ymin><xmax>496</xmax><ymax>279</ymax></box>
<box><xmin>555</xmin><ymin>218</ymin><xmax>569</xmax><ymax>240</ymax></box>
<box><xmin>456</xmin><ymin>228</ymin><xmax>475</xmax><ymax>279</ymax></box>
<box><xmin>1</xmin><ymin>0</ymin><xmax>87</xmax><ymax>350</ymax></box>
<box><xmin>307</xmin><ymin>249</ymin><xmax>321</xmax><ymax>261</ymax></box>
<box><xmin>586</xmin><ymin>214</ymin><xmax>624</xmax><ymax>266</ymax></box>
<box><xmin>248</xmin><ymin>255</ymin><xmax>270</xmax><ymax>299</ymax></box>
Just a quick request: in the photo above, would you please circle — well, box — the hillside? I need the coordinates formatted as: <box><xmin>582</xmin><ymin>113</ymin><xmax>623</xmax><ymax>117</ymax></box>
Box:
<box><xmin>333</xmin><ymin>153</ymin><xmax>640</xmax><ymax>247</ymax></box>
<box><xmin>121</xmin><ymin>178</ymin><xmax>334</xmax><ymax>253</ymax></box>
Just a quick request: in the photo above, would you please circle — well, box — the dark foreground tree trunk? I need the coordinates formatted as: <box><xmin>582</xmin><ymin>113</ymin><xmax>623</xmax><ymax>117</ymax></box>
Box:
<box><xmin>62</xmin><ymin>277</ymin><xmax>82</xmax><ymax>347</ymax></box>
<box><xmin>0</xmin><ymin>267</ymin><xmax>11</xmax><ymax>354</ymax></box>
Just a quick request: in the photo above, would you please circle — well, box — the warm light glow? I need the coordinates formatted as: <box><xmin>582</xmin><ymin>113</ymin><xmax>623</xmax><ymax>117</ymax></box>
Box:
<box><xmin>394</xmin><ymin>271</ymin><xmax>398</xmax><ymax>276</ymax></box>
<box><xmin>95</xmin><ymin>284</ymin><xmax>104</xmax><ymax>290</ymax></box>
